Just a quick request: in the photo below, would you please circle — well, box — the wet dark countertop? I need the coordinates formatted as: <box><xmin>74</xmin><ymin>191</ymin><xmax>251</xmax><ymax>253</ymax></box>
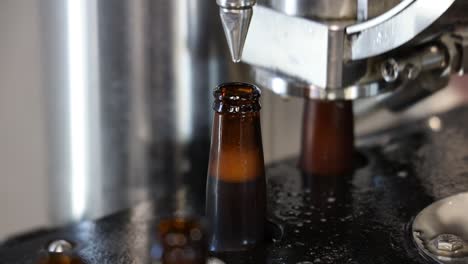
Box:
<box><xmin>3</xmin><ymin>106</ymin><xmax>468</xmax><ymax>264</ymax></box>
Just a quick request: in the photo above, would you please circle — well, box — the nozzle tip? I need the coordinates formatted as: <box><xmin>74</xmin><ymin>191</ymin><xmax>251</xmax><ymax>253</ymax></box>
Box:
<box><xmin>219</xmin><ymin>7</ymin><xmax>253</xmax><ymax>64</ymax></box>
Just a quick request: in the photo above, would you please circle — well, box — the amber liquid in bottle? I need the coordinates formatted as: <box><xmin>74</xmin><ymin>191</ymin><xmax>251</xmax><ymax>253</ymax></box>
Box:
<box><xmin>299</xmin><ymin>99</ymin><xmax>354</xmax><ymax>177</ymax></box>
<box><xmin>206</xmin><ymin>82</ymin><xmax>266</xmax><ymax>252</ymax></box>
<box><xmin>36</xmin><ymin>254</ymin><xmax>84</xmax><ymax>264</ymax></box>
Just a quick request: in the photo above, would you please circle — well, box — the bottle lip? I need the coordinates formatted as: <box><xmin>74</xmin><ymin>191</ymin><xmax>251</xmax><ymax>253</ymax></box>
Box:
<box><xmin>214</xmin><ymin>82</ymin><xmax>261</xmax><ymax>100</ymax></box>
<box><xmin>213</xmin><ymin>82</ymin><xmax>261</xmax><ymax>114</ymax></box>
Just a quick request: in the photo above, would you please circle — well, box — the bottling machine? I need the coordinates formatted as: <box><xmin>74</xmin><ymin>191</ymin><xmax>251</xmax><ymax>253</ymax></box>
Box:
<box><xmin>217</xmin><ymin>0</ymin><xmax>468</xmax><ymax>103</ymax></box>
<box><xmin>1</xmin><ymin>0</ymin><xmax>468</xmax><ymax>263</ymax></box>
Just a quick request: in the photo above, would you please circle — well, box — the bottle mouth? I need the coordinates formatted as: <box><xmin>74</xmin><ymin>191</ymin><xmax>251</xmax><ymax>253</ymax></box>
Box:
<box><xmin>213</xmin><ymin>82</ymin><xmax>261</xmax><ymax>114</ymax></box>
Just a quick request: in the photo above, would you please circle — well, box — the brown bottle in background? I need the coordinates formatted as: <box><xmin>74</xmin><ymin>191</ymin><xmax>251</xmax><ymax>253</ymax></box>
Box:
<box><xmin>36</xmin><ymin>250</ymin><xmax>85</xmax><ymax>264</ymax></box>
<box><xmin>299</xmin><ymin>99</ymin><xmax>354</xmax><ymax>176</ymax></box>
<box><xmin>206</xmin><ymin>82</ymin><xmax>266</xmax><ymax>252</ymax></box>
<box><xmin>158</xmin><ymin>217</ymin><xmax>207</xmax><ymax>264</ymax></box>
<box><xmin>36</xmin><ymin>254</ymin><xmax>84</xmax><ymax>264</ymax></box>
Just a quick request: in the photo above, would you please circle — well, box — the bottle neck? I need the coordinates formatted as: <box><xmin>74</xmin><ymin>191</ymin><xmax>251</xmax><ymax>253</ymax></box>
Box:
<box><xmin>208</xmin><ymin>112</ymin><xmax>265</xmax><ymax>183</ymax></box>
<box><xmin>299</xmin><ymin>100</ymin><xmax>355</xmax><ymax>176</ymax></box>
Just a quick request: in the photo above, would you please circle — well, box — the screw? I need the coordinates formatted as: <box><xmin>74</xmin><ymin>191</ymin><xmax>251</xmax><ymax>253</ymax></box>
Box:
<box><xmin>47</xmin><ymin>239</ymin><xmax>73</xmax><ymax>253</ymax></box>
<box><xmin>433</xmin><ymin>234</ymin><xmax>464</xmax><ymax>252</ymax></box>
<box><xmin>405</xmin><ymin>64</ymin><xmax>420</xmax><ymax>80</ymax></box>
<box><xmin>381</xmin><ymin>58</ymin><xmax>399</xmax><ymax>83</ymax></box>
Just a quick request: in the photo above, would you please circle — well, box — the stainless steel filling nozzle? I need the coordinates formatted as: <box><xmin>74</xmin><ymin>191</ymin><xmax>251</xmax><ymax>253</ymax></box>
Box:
<box><xmin>216</xmin><ymin>0</ymin><xmax>256</xmax><ymax>63</ymax></box>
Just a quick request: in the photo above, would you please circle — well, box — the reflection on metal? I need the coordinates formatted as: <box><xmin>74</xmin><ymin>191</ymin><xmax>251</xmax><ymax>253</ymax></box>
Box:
<box><xmin>243</xmin><ymin>6</ymin><xmax>332</xmax><ymax>88</ymax></box>
<box><xmin>41</xmin><ymin>0</ymin><xmax>229</xmax><ymax>225</ymax></box>
<box><xmin>413</xmin><ymin>192</ymin><xmax>468</xmax><ymax>263</ymax></box>
<box><xmin>347</xmin><ymin>0</ymin><xmax>455</xmax><ymax>59</ymax></box>
<box><xmin>347</xmin><ymin>0</ymin><xmax>415</xmax><ymax>34</ymax></box>
<box><xmin>268</xmin><ymin>0</ymin><xmax>402</xmax><ymax>19</ymax></box>
<box><xmin>254</xmin><ymin>67</ymin><xmax>388</xmax><ymax>100</ymax></box>
<box><xmin>47</xmin><ymin>240</ymin><xmax>74</xmax><ymax>253</ymax></box>
<box><xmin>268</xmin><ymin>0</ymin><xmax>357</xmax><ymax>19</ymax></box>
<box><xmin>65</xmin><ymin>0</ymin><xmax>100</xmax><ymax>221</ymax></box>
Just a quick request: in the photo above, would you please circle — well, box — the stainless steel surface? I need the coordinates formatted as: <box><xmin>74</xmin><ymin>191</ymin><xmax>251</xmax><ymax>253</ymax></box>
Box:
<box><xmin>347</xmin><ymin>0</ymin><xmax>455</xmax><ymax>60</ymax></box>
<box><xmin>47</xmin><ymin>240</ymin><xmax>73</xmax><ymax>253</ymax></box>
<box><xmin>217</xmin><ymin>0</ymin><xmax>256</xmax><ymax>62</ymax></box>
<box><xmin>243</xmin><ymin>6</ymin><xmax>361</xmax><ymax>89</ymax></box>
<box><xmin>267</xmin><ymin>0</ymin><xmax>402</xmax><ymax>19</ymax></box>
<box><xmin>240</xmin><ymin>0</ymin><xmax>464</xmax><ymax>100</ymax></box>
<box><xmin>40</xmin><ymin>0</ymin><xmax>229</xmax><ymax>225</ymax></box>
<box><xmin>268</xmin><ymin>0</ymin><xmax>356</xmax><ymax>19</ymax></box>
<box><xmin>216</xmin><ymin>0</ymin><xmax>256</xmax><ymax>8</ymax></box>
<box><xmin>254</xmin><ymin>67</ymin><xmax>388</xmax><ymax>100</ymax></box>
<box><xmin>357</xmin><ymin>0</ymin><xmax>368</xmax><ymax>21</ymax></box>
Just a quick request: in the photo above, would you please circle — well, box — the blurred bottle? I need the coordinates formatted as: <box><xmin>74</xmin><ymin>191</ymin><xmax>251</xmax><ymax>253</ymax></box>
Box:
<box><xmin>298</xmin><ymin>99</ymin><xmax>354</xmax><ymax>176</ymax></box>
<box><xmin>36</xmin><ymin>254</ymin><xmax>84</xmax><ymax>264</ymax></box>
<box><xmin>158</xmin><ymin>217</ymin><xmax>207</xmax><ymax>264</ymax></box>
<box><xmin>206</xmin><ymin>82</ymin><xmax>266</xmax><ymax>252</ymax></box>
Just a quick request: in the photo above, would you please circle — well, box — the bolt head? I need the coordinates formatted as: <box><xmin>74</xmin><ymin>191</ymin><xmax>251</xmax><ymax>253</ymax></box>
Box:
<box><xmin>381</xmin><ymin>58</ymin><xmax>399</xmax><ymax>83</ymax></box>
<box><xmin>434</xmin><ymin>234</ymin><xmax>464</xmax><ymax>252</ymax></box>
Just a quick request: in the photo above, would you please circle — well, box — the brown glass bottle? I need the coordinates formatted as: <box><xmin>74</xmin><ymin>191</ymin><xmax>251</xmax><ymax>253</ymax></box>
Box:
<box><xmin>36</xmin><ymin>253</ymin><xmax>84</xmax><ymax>264</ymax></box>
<box><xmin>158</xmin><ymin>217</ymin><xmax>207</xmax><ymax>264</ymax></box>
<box><xmin>298</xmin><ymin>99</ymin><xmax>354</xmax><ymax>176</ymax></box>
<box><xmin>206</xmin><ymin>82</ymin><xmax>266</xmax><ymax>252</ymax></box>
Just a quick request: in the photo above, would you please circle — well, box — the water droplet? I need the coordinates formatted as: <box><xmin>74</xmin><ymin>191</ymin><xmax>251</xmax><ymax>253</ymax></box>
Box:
<box><xmin>294</xmin><ymin>229</ymin><xmax>300</xmax><ymax>233</ymax></box>
<box><xmin>427</xmin><ymin>116</ymin><xmax>442</xmax><ymax>132</ymax></box>
<box><xmin>327</xmin><ymin>197</ymin><xmax>336</xmax><ymax>203</ymax></box>
<box><xmin>320</xmin><ymin>218</ymin><xmax>327</xmax><ymax>223</ymax></box>
<box><xmin>296</xmin><ymin>223</ymin><xmax>304</xmax><ymax>227</ymax></box>
<box><xmin>305</xmin><ymin>212</ymin><xmax>313</xmax><ymax>216</ymax></box>
<box><xmin>314</xmin><ymin>258</ymin><xmax>321</xmax><ymax>263</ymax></box>
<box><xmin>397</xmin><ymin>171</ymin><xmax>408</xmax><ymax>178</ymax></box>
